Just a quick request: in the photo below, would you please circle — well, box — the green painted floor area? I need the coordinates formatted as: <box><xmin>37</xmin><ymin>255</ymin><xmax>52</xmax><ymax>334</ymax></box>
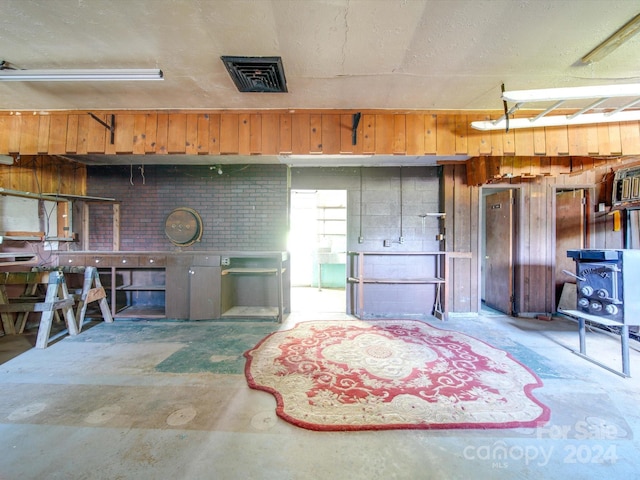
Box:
<box><xmin>68</xmin><ymin>319</ymin><xmax>279</xmax><ymax>375</ymax></box>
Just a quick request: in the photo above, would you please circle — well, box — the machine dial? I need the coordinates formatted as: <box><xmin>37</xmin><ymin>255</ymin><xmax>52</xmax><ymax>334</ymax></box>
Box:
<box><xmin>605</xmin><ymin>304</ymin><xmax>619</xmax><ymax>315</ymax></box>
<box><xmin>590</xmin><ymin>301</ymin><xmax>603</xmax><ymax>312</ymax></box>
<box><xmin>581</xmin><ymin>285</ymin><xmax>594</xmax><ymax>296</ymax></box>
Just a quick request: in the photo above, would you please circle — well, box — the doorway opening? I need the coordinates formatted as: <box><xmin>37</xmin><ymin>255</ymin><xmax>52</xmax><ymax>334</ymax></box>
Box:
<box><xmin>481</xmin><ymin>188</ymin><xmax>517</xmax><ymax>315</ymax></box>
<box><xmin>289</xmin><ymin>189</ymin><xmax>347</xmax><ymax>313</ymax></box>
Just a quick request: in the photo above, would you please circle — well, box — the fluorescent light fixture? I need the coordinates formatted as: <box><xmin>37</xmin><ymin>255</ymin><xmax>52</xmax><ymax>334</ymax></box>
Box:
<box><xmin>0</xmin><ymin>69</ymin><xmax>163</xmax><ymax>81</ymax></box>
<box><xmin>502</xmin><ymin>83</ymin><xmax>640</xmax><ymax>103</ymax></box>
<box><xmin>471</xmin><ymin>83</ymin><xmax>640</xmax><ymax>131</ymax></box>
<box><xmin>472</xmin><ymin>110</ymin><xmax>640</xmax><ymax>131</ymax></box>
<box><xmin>582</xmin><ymin>13</ymin><xmax>640</xmax><ymax>64</ymax></box>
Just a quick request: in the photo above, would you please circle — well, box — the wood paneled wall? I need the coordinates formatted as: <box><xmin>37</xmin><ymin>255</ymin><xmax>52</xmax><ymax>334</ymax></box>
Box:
<box><xmin>0</xmin><ymin>155</ymin><xmax>86</xmax><ymax>196</ymax></box>
<box><xmin>464</xmin><ymin>155</ymin><xmax>634</xmax><ymax>185</ymax></box>
<box><xmin>443</xmin><ymin>162</ymin><xmax>625</xmax><ymax>315</ymax></box>
<box><xmin>2</xmin><ymin>111</ymin><xmax>640</xmax><ymax>158</ymax></box>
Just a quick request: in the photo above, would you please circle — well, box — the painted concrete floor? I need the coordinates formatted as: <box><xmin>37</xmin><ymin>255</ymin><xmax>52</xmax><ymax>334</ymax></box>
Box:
<box><xmin>0</xmin><ymin>297</ymin><xmax>639</xmax><ymax>479</ymax></box>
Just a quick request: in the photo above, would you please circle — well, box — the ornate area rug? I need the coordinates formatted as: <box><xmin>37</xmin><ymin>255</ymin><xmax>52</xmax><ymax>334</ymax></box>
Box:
<box><xmin>244</xmin><ymin>320</ymin><xmax>550</xmax><ymax>431</ymax></box>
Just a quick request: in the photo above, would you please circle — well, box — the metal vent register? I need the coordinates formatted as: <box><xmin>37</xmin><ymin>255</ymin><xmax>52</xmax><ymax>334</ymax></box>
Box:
<box><xmin>221</xmin><ymin>56</ymin><xmax>287</xmax><ymax>93</ymax></box>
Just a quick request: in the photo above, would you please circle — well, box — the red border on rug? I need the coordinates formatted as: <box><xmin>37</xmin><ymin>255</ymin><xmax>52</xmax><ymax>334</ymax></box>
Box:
<box><xmin>244</xmin><ymin>320</ymin><xmax>551</xmax><ymax>431</ymax></box>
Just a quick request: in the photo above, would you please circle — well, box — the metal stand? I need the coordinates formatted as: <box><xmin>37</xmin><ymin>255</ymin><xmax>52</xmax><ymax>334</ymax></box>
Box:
<box><xmin>561</xmin><ymin>309</ymin><xmax>631</xmax><ymax>378</ymax></box>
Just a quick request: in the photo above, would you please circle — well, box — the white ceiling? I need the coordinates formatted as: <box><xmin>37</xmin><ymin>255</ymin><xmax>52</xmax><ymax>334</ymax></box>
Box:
<box><xmin>1</xmin><ymin>0</ymin><xmax>640</xmax><ymax>112</ymax></box>
<box><xmin>2</xmin><ymin>1</ymin><xmax>640</xmax><ymax>167</ymax></box>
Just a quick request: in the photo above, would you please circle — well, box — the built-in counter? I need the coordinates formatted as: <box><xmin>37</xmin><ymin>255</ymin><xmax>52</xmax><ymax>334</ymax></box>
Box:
<box><xmin>56</xmin><ymin>251</ymin><xmax>290</xmax><ymax>322</ymax></box>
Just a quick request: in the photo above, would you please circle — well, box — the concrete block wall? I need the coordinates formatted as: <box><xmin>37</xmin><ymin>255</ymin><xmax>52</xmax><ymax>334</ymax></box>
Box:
<box><xmin>85</xmin><ymin>164</ymin><xmax>288</xmax><ymax>252</ymax></box>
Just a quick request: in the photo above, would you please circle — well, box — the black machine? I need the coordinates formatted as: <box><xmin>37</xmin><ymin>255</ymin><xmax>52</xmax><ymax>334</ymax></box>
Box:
<box><xmin>563</xmin><ymin>249</ymin><xmax>640</xmax><ymax>377</ymax></box>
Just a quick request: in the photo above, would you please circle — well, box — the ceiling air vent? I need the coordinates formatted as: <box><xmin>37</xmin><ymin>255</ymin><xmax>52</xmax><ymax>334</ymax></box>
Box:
<box><xmin>221</xmin><ymin>56</ymin><xmax>287</xmax><ymax>93</ymax></box>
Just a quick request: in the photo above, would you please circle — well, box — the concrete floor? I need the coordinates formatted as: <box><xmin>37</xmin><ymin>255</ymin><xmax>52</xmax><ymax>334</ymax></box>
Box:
<box><xmin>1</xmin><ymin>289</ymin><xmax>639</xmax><ymax>479</ymax></box>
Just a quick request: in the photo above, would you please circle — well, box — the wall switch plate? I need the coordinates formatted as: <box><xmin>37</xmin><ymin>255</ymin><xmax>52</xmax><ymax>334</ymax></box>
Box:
<box><xmin>358</xmin><ymin>236</ymin><xmax>364</xmax><ymax>244</ymax></box>
<box><xmin>399</xmin><ymin>236</ymin><xmax>404</xmax><ymax>244</ymax></box>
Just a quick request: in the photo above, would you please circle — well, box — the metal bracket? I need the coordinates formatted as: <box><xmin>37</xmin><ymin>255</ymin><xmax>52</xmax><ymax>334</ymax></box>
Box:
<box><xmin>88</xmin><ymin>113</ymin><xmax>115</xmax><ymax>145</ymax></box>
<box><xmin>352</xmin><ymin>112</ymin><xmax>362</xmax><ymax>145</ymax></box>
<box><xmin>501</xmin><ymin>83</ymin><xmax>509</xmax><ymax>133</ymax></box>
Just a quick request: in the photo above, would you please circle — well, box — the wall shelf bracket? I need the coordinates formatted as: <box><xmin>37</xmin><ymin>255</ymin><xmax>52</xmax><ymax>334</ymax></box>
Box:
<box><xmin>88</xmin><ymin>113</ymin><xmax>116</xmax><ymax>144</ymax></box>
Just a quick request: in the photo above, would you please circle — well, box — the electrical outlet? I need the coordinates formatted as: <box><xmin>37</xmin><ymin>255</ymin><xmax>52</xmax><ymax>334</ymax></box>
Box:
<box><xmin>383</xmin><ymin>239</ymin><xmax>392</xmax><ymax>247</ymax></box>
<box><xmin>399</xmin><ymin>236</ymin><xmax>404</xmax><ymax>244</ymax></box>
<box><xmin>358</xmin><ymin>236</ymin><xmax>364</xmax><ymax>244</ymax></box>
<box><xmin>221</xmin><ymin>257</ymin><xmax>230</xmax><ymax>266</ymax></box>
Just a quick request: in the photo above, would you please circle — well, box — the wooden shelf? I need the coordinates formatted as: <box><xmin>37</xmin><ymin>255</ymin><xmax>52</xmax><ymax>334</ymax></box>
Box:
<box><xmin>114</xmin><ymin>305</ymin><xmax>165</xmax><ymax>318</ymax></box>
<box><xmin>347</xmin><ymin>251</ymin><xmax>471</xmax><ymax>320</ymax></box>
<box><xmin>116</xmin><ymin>284</ymin><xmax>166</xmax><ymax>291</ymax></box>
<box><xmin>347</xmin><ymin>276</ymin><xmax>444</xmax><ymax>284</ymax></box>
<box><xmin>222</xmin><ymin>268</ymin><xmax>279</xmax><ymax>275</ymax></box>
<box><xmin>220</xmin><ymin>306</ymin><xmax>279</xmax><ymax>318</ymax></box>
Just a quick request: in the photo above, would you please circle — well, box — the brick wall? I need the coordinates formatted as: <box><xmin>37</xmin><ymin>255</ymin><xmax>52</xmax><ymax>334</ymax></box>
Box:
<box><xmin>85</xmin><ymin>164</ymin><xmax>288</xmax><ymax>251</ymax></box>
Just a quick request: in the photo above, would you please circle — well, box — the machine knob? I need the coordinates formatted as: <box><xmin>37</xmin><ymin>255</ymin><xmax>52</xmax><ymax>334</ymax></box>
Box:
<box><xmin>590</xmin><ymin>301</ymin><xmax>603</xmax><ymax>312</ymax></box>
<box><xmin>596</xmin><ymin>289</ymin><xmax>609</xmax><ymax>298</ymax></box>
<box><xmin>578</xmin><ymin>298</ymin><xmax>590</xmax><ymax>308</ymax></box>
<box><xmin>581</xmin><ymin>286</ymin><xmax>594</xmax><ymax>296</ymax></box>
<box><xmin>605</xmin><ymin>304</ymin><xmax>619</xmax><ymax>315</ymax></box>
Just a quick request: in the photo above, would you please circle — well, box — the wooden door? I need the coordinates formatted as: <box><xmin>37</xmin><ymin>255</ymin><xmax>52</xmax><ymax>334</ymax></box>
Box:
<box><xmin>555</xmin><ymin>189</ymin><xmax>585</xmax><ymax>308</ymax></box>
<box><xmin>165</xmin><ymin>254</ymin><xmax>193</xmax><ymax>319</ymax></box>
<box><xmin>484</xmin><ymin>190</ymin><xmax>514</xmax><ymax>314</ymax></box>
<box><xmin>189</xmin><ymin>266</ymin><xmax>221</xmax><ymax>320</ymax></box>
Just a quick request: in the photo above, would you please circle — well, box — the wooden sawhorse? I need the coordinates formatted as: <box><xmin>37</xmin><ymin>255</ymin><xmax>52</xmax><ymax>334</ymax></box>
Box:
<box><xmin>0</xmin><ymin>270</ymin><xmax>78</xmax><ymax>348</ymax></box>
<box><xmin>33</xmin><ymin>266</ymin><xmax>113</xmax><ymax>331</ymax></box>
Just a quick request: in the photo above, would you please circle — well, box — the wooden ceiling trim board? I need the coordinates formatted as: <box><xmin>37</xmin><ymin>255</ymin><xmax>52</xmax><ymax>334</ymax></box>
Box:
<box><xmin>584</xmin><ymin>124</ymin><xmax>599</xmax><ymax>155</ymax></box>
<box><xmin>321</xmin><ymin>114</ymin><xmax>341</xmax><ymax>155</ymax></box>
<box><xmin>374</xmin><ymin>114</ymin><xmax>393</xmax><ymax>154</ymax></box>
<box><xmin>131</xmin><ymin>114</ymin><xmax>146</xmax><ymax>155</ymax></box>
<box><xmin>142</xmin><ymin>113</ymin><xmax>157</xmax><ymax>154</ymax></box>
<box><xmin>114</xmin><ymin>114</ymin><xmax>134</xmax><ymax>154</ymax></box>
<box><xmin>48</xmin><ymin>115</ymin><xmax>68</xmax><ymax>155</ymax></box>
<box><xmin>249</xmin><ymin>114</ymin><xmax>261</xmax><ymax>154</ymax></box>
<box><xmin>2</xmin><ymin>111</ymin><xmax>640</xmax><ymax>158</ymax></box>
<box><xmin>208</xmin><ymin>114</ymin><xmax>221</xmax><ymax>155</ymax></box>
<box><xmin>261</xmin><ymin>113</ymin><xmax>279</xmax><ymax>155</ymax></box>
<box><xmin>514</xmin><ymin>118</ymin><xmax>534</xmax><ymax>157</ymax></box>
<box><xmin>278</xmin><ymin>114</ymin><xmax>292</xmax><ymax>154</ymax></box>
<box><xmin>596</xmin><ymin>123</ymin><xmax>611</xmax><ymax>156</ymax></box>
<box><xmin>608</xmin><ymin>123</ymin><xmax>622</xmax><ymax>155</ymax></box>
<box><xmin>454</xmin><ymin>114</ymin><xmax>468</xmax><ymax>155</ymax></box>
<box><xmin>65</xmin><ymin>114</ymin><xmax>79</xmax><ymax>154</ymax></box>
<box><xmin>436</xmin><ymin>115</ymin><xmax>455</xmax><ymax>156</ymax></box>
<box><xmin>18</xmin><ymin>115</ymin><xmax>39</xmax><ymax>155</ymax></box>
<box><xmin>620</xmin><ymin>121</ymin><xmax>640</xmax><ymax>154</ymax></box>
<box><xmin>404</xmin><ymin>113</ymin><xmax>424</xmax><ymax>155</ymax></box>
<box><xmin>393</xmin><ymin>114</ymin><xmax>406</xmax><ymax>154</ymax></box>
<box><xmin>533</xmin><ymin>128</ymin><xmax>546</xmax><ymax>156</ymax></box>
<box><xmin>238</xmin><ymin>113</ymin><xmax>252</xmax><ymax>155</ymax></box>
<box><xmin>185</xmin><ymin>114</ymin><xmax>199</xmax><ymax>155</ymax></box>
<box><xmin>37</xmin><ymin>115</ymin><xmax>51</xmax><ymax>154</ymax></box>
<box><xmin>362</xmin><ymin>114</ymin><xmax>376</xmax><ymax>154</ymax></box>
<box><xmin>220</xmin><ymin>114</ymin><xmax>239</xmax><ymax>154</ymax></box>
<box><xmin>167</xmin><ymin>114</ymin><xmax>187</xmax><ymax>154</ymax></box>
<box><xmin>339</xmin><ymin>114</ymin><xmax>353</xmax><ymax>154</ymax></box>
<box><xmin>291</xmin><ymin>114</ymin><xmax>309</xmax><ymax>154</ymax></box>
<box><xmin>195</xmin><ymin>114</ymin><xmax>209</xmax><ymax>154</ymax></box>
<box><xmin>567</xmin><ymin>124</ymin><xmax>589</xmax><ymax>156</ymax></box>
<box><xmin>309</xmin><ymin>114</ymin><xmax>322</xmax><ymax>154</ymax></box>
<box><xmin>154</xmin><ymin>113</ymin><xmax>169</xmax><ymax>155</ymax></box>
